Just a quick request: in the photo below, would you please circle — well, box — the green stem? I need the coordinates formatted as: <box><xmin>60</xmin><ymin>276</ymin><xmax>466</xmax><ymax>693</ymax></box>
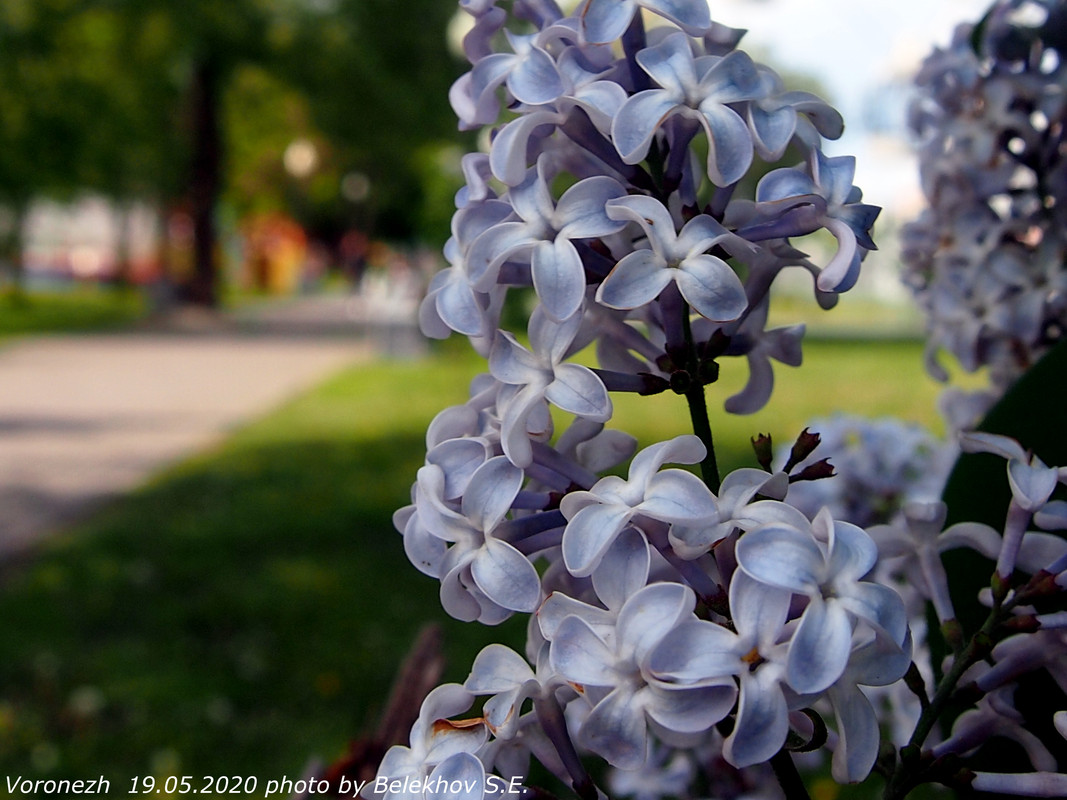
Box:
<box><xmin>685</xmin><ymin>380</ymin><xmax>721</xmax><ymax>493</ymax></box>
<box><xmin>680</xmin><ymin>306</ymin><xmax>721</xmax><ymax>492</ymax></box>
<box><xmin>770</xmin><ymin>749</ymin><xmax>813</xmax><ymax>800</ymax></box>
<box><xmin>882</xmin><ymin>599</ymin><xmax>1004</xmax><ymax>799</ymax></box>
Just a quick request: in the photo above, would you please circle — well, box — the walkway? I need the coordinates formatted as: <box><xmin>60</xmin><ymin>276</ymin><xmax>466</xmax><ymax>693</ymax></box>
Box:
<box><xmin>0</xmin><ymin>294</ymin><xmax>400</xmax><ymax>559</ymax></box>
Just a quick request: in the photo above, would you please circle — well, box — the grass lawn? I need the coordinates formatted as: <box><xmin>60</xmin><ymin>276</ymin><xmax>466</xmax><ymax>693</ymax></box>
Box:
<box><xmin>0</xmin><ymin>337</ymin><xmax>954</xmax><ymax>794</ymax></box>
<box><xmin>0</xmin><ymin>289</ymin><xmax>147</xmax><ymax>340</ymax></box>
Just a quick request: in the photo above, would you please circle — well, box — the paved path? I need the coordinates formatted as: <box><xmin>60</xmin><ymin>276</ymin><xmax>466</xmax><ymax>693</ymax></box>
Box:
<box><xmin>0</xmin><ymin>294</ymin><xmax>395</xmax><ymax>559</ymax></box>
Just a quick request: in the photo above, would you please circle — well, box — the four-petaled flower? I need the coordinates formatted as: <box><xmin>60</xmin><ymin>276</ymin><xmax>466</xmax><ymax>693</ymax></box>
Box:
<box><xmin>597</xmin><ymin>195</ymin><xmax>748</xmax><ymax>322</ymax></box>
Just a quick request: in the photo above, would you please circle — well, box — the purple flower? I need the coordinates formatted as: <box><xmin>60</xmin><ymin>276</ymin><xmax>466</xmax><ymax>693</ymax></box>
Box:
<box><xmin>596</xmin><ymin>195</ymin><xmax>748</xmax><ymax>322</ymax></box>
<box><xmin>611</xmin><ymin>33</ymin><xmax>761</xmax><ymax>186</ymax></box>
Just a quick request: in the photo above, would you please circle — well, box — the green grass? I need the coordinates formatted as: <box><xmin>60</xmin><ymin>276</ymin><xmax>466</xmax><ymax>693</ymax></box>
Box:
<box><xmin>0</xmin><ymin>338</ymin><xmax>951</xmax><ymax>793</ymax></box>
<box><xmin>0</xmin><ymin>289</ymin><xmax>146</xmax><ymax>340</ymax></box>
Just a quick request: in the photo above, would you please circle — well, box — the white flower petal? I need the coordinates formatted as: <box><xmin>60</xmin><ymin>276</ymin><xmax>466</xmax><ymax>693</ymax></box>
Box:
<box><xmin>786</xmin><ymin>598</ymin><xmax>852</xmax><ymax>694</ymax></box>
<box><xmin>472</xmin><ymin>538</ymin><xmax>541</xmax><ymax>613</ymax></box>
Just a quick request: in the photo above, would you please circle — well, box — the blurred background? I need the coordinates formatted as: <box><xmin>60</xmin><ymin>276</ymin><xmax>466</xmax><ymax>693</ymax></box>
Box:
<box><xmin>0</xmin><ymin>0</ymin><xmax>990</xmax><ymax>797</ymax></box>
<box><xmin>0</xmin><ymin>0</ymin><xmax>465</xmax><ymax>310</ymax></box>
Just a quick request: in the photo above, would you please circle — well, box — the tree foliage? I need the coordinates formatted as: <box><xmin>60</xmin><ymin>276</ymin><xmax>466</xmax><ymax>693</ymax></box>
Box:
<box><xmin>0</xmin><ymin>0</ymin><xmax>467</xmax><ymax>297</ymax></box>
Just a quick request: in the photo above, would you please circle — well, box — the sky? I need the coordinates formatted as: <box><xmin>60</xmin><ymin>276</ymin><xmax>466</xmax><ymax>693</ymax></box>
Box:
<box><xmin>705</xmin><ymin>0</ymin><xmax>995</xmax><ymax>213</ymax></box>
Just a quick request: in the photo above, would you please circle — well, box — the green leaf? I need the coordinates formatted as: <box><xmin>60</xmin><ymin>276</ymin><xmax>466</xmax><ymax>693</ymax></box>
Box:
<box><xmin>941</xmin><ymin>338</ymin><xmax>1067</xmax><ymax>636</ymax></box>
<box><xmin>937</xmin><ymin>337</ymin><xmax>1067</xmax><ymax>775</ymax></box>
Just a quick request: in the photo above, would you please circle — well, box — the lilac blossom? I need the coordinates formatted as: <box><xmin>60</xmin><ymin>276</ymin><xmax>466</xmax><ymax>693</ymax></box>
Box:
<box><xmin>650</xmin><ymin>572</ymin><xmax>795</xmax><ymax>768</ymax></box>
<box><xmin>545</xmin><ymin>582</ymin><xmax>735</xmax><ymax>768</ymax></box>
<box><xmin>364</xmin><ymin>0</ymin><xmax>1067</xmax><ymax>797</ymax></box>
<box><xmin>611</xmin><ymin>32</ymin><xmax>761</xmax><ymax>186</ymax></box>
<box><xmin>559</xmin><ymin>435</ymin><xmax>718</xmax><ymax>576</ymax></box>
<box><xmin>736</xmin><ymin>506</ymin><xmax>908</xmax><ymax>694</ymax></box>
<box><xmin>596</xmin><ymin>195</ymin><xmax>748</xmax><ymax>322</ymax></box>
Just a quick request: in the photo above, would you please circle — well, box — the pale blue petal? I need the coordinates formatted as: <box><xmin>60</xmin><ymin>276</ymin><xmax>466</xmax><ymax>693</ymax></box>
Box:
<box><xmin>498</xmin><ymin>385</ymin><xmax>545</xmax><ymax>468</ymax></box>
<box><xmin>846</xmin><ymin>632</ymin><xmax>913</xmax><ymax>687</ymax></box>
<box><xmin>838</xmin><ymin>582</ymin><xmax>908</xmax><ymax>646</ymax></box>
<box><xmin>1008</xmin><ymin>459</ymin><xmax>1059</xmax><ymax>510</ymax></box>
<box><xmin>546</xmin><ymin>364</ymin><xmax>612</xmax><ymax>421</ymax></box>
<box><xmin>563</xmin><ymin>502</ymin><xmax>633</xmax><ymax>577</ymax></box>
<box><xmin>814</xmin><ymin>153</ymin><xmax>857</xmax><ymax>205</ymax></box>
<box><xmin>789</xmin><ymin>92</ymin><xmax>844</xmax><ymax>139</ymax></box>
<box><xmin>597</xmin><ymin>250</ymin><xmax>671</xmax><ymax>310</ymax></box>
<box><xmin>489</xmin><ymin>331</ymin><xmax>542</xmax><ymax>385</ymax></box>
<box><xmin>958</xmin><ymin>431</ymin><xmax>1028</xmax><ymax>462</ymax></box>
<box><xmin>749</xmin><ymin>104</ymin><xmax>797</xmax><ymax>161</ymax></box>
<box><xmin>829</xmin><ymin>684</ymin><xmax>879</xmax><ymax>784</ymax></box>
<box><xmin>827</xmin><ymin>520</ymin><xmax>879</xmax><ymax>582</ymax></box>
<box><xmin>555</xmin><ymin>176</ymin><xmax>628</xmax><ymax>239</ymax></box>
<box><xmin>724</xmin><ymin>352</ymin><xmax>774</xmax><ymax>414</ymax></box>
<box><xmin>466</xmin><ymin>222</ymin><xmax>535</xmax><ymax>288</ymax></box>
<box><xmin>645</xmin><ymin>682</ymin><xmax>734</xmax><ymax>733</ymax></box>
<box><xmin>427</xmin><ymin>438</ymin><xmax>487</xmax><ymax>499</ymax></box>
<box><xmin>532</xmin><ymin>238</ymin><xmax>586</xmax><ymax>323</ymax></box>
<box><xmin>581</xmin><ymin>686</ymin><xmax>648</xmax><ymax>769</ymax></box>
<box><xmin>580</xmin><ymin>0</ymin><xmax>637</xmax><ymax>43</ymax></box>
<box><xmin>528</xmin><ymin>303</ymin><xmax>582</xmax><ymax>365</ymax></box>
<box><xmin>462</xmin><ymin>456</ymin><xmax>523</xmax><ymax>533</ymax></box>
<box><xmin>549</xmin><ymin>615</ymin><xmax>617</xmax><ymax>685</ymax></box>
<box><xmin>571</xmin><ymin>80</ymin><xmax>627</xmax><ymax>129</ymax></box>
<box><xmin>426</xmin><ymin>753</ymin><xmax>486</xmax><ymax>800</ymax></box>
<box><xmin>418</xmin><ymin>683</ymin><xmax>479</xmax><ymax>733</ymax></box>
<box><xmin>482</xmin><ymin>688</ymin><xmax>523</xmax><ymax>736</ymax></box>
<box><xmin>674</xmin><ymin>214</ymin><xmax>731</xmax><ymax>259</ymax></box>
<box><xmin>612</xmin><ymin>89</ymin><xmax>680</xmax><ymax>164</ymax></box>
<box><xmin>592</xmin><ymin>527</ymin><xmax>651</xmax><ymax>612</ymax></box>
<box><xmin>605</xmin><ymin>194</ymin><xmax>678</xmax><ymax>254</ymax></box>
<box><xmin>649</xmin><ymin>619</ymin><xmax>742</xmax><ymax>681</ymax></box>
<box><xmin>538</xmin><ymin>592</ymin><xmax>615</xmax><ymax>641</ymax></box>
<box><xmin>756</xmin><ymin>167</ymin><xmax>817</xmax><ymax>203</ymax></box>
<box><xmin>697</xmin><ymin>102</ymin><xmax>754</xmax><ymax>186</ymax></box>
<box><xmin>490</xmin><ymin>112</ymin><xmax>559</xmax><ymax>186</ymax></box>
<box><xmin>508</xmin><ymin>161</ymin><xmax>556</xmax><ymax>226</ymax></box>
<box><xmin>816</xmin><ymin>218</ymin><xmax>861</xmax><ymax>293</ymax></box>
<box><xmin>420</xmin><ymin>288</ymin><xmax>455</xmax><ymax>341</ymax></box>
<box><xmin>640</xmin><ymin>469</ymin><xmax>719</xmax><ymax>523</ymax></box>
<box><xmin>724</xmin><ymin>668</ymin><xmax>788</xmax><ymax>768</ymax></box>
<box><xmin>507</xmin><ymin>46</ymin><xmax>565</xmax><ymax>105</ymax></box>
<box><xmin>677</xmin><ymin>254</ymin><xmax>747</xmax><ymax>321</ymax></box>
<box><xmin>441</xmin><ymin>562</ymin><xmax>484</xmax><ymax>622</ymax></box>
<box><xmin>729</xmin><ymin>570</ymin><xmax>790</xmax><ymax>645</ymax></box>
<box><xmin>470</xmin><ymin>52</ymin><xmax>516</xmax><ymax>99</ymax></box>
<box><xmin>453</xmin><ymin>198</ymin><xmax>514</xmax><ymax>250</ymax></box>
<box><xmin>635</xmin><ymin>32</ymin><xmax>697</xmax><ymax>97</ymax></box>
<box><xmin>786</xmin><ymin>598</ymin><xmax>852</xmax><ymax>694</ymax></box>
<box><xmin>643</xmin><ymin>0</ymin><xmax>711</xmax><ymax>35</ymax></box>
<box><xmin>437</xmin><ymin>278</ymin><xmax>487</xmax><ymax>338</ymax></box>
<box><xmin>472</xmin><ymin>538</ymin><xmax>542</xmax><ymax>612</ymax></box>
<box><xmin>403</xmin><ymin>516</ymin><xmax>448</xmax><ymax>578</ymax></box>
<box><xmin>616</xmin><ymin>582</ymin><xmax>694</xmax><ymax>664</ymax></box>
<box><xmin>465</xmin><ymin>644</ymin><xmax>535</xmax><ymax>693</ymax></box>
<box><xmin>696</xmin><ymin>49</ymin><xmax>761</xmax><ymax>103</ymax></box>
<box><xmin>627</xmin><ymin>435</ymin><xmax>706</xmax><ymax>489</ymax></box>
<box><xmin>736</xmin><ymin>525</ymin><xmax>824</xmax><ymax>594</ymax></box>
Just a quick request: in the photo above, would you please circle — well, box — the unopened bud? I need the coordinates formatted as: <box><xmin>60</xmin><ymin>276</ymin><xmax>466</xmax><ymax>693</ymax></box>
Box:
<box><xmin>784</xmin><ymin>427</ymin><xmax>822</xmax><ymax>472</ymax></box>
<box><xmin>751</xmin><ymin>433</ymin><xmax>774</xmax><ymax>472</ymax></box>
<box><xmin>789</xmin><ymin>458</ymin><xmax>835</xmax><ymax>483</ymax></box>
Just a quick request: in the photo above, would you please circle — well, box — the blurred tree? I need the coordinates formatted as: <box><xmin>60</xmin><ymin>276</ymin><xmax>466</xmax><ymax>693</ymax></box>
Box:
<box><xmin>0</xmin><ymin>0</ymin><xmax>467</xmax><ymax>304</ymax></box>
<box><xmin>284</xmin><ymin>0</ymin><xmax>469</xmax><ymax>245</ymax></box>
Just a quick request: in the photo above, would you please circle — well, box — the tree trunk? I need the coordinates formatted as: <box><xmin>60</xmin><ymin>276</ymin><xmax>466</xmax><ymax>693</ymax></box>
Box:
<box><xmin>186</xmin><ymin>56</ymin><xmax>222</xmax><ymax>306</ymax></box>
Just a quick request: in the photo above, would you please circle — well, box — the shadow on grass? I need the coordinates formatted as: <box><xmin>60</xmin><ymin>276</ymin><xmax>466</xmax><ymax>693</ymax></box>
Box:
<box><xmin>0</xmin><ymin>432</ymin><xmax>525</xmax><ymax>784</ymax></box>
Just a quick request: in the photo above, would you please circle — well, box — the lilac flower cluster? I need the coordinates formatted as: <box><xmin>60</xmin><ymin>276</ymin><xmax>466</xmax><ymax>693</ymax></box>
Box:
<box><xmin>362</xmin><ymin>1</ymin><xmax>1067</xmax><ymax>798</ymax></box>
<box><xmin>783</xmin><ymin>415</ymin><xmax>956</xmax><ymax>528</ymax></box>
<box><xmin>902</xmin><ymin>0</ymin><xmax>1067</xmax><ymax>423</ymax></box>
